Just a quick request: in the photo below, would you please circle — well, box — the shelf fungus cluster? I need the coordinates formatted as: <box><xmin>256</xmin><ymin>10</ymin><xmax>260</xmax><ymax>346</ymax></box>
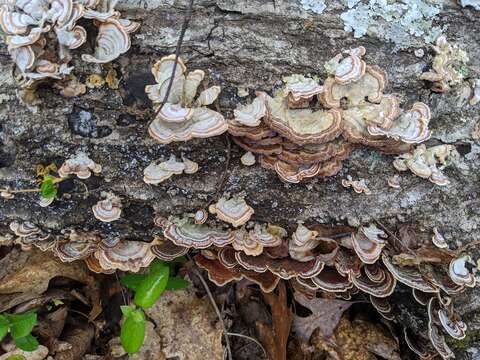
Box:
<box><xmin>146</xmin><ymin>55</ymin><xmax>228</xmax><ymax>144</ymax></box>
<box><xmin>92</xmin><ymin>192</ymin><xmax>122</xmax><ymax>222</ymax></box>
<box><xmin>151</xmin><ymin>209</ymin><xmax>475</xmax><ymax>360</ymax></box>
<box><xmin>393</xmin><ymin>144</ymin><xmax>459</xmax><ymax>186</ymax></box>
<box><xmin>58</xmin><ymin>151</ymin><xmax>102</xmax><ymax>179</ymax></box>
<box><xmin>228</xmin><ymin>47</ymin><xmax>431</xmax><ymax>183</ymax></box>
<box><xmin>0</xmin><ymin>0</ymin><xmax>139</xmax><ymax>89</ymax></box>
<box><xmin>143</xmin><ymin>155</ymin><xmax>198</xmax><ymax>184</ymax></box>
<box><xmin>419</xmin><ymin>35</ymin><xmax>469</xmax><ymax>93</ymax></box>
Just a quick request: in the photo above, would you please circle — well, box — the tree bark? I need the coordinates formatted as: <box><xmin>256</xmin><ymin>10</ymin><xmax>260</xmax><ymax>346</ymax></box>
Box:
<box><xmin>0</xmin><ymin>0</ymin><xmax>479</xmax><ymax>357</ymax></box>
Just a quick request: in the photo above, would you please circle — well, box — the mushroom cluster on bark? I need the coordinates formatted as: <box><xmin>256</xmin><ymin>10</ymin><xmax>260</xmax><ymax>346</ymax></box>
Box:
<box><xmin>149</xmin><ymin>209</ymin><xmax>474</xmax><ymax>360</ymax></box>
<box><xmin>0</xmin><ymin>0</ymin><xmax>139</xmax><ymax>89</ymax></box>
<box><xmin>229</xmin><ymin>47</ymin><xmax>432</xmax><ymax>183</ymax></box>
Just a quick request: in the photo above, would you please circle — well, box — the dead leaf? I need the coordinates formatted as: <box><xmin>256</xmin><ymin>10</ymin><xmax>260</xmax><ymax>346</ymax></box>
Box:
<box><xmin>105</xmin><ymin>67</ymin><xmax>120</xmax><ymax>89</ymax></box>
<box><xmin>145</xmin><ymin>284</ymin><xmax>224</xmax><ymax>360</ymax></box>
<box><xmin>256</xmin><ymin>281</ymin><xmax>293</xmax><ymax>360</ymax></box>
<box><xmin>311</xmin><ymin>317</ymin><xmax>401</xmax><ymax>360</ymax></box>
<box><xmin>54</xmin><ymin>323</ymin><xmax>94</xmax><ymax>360</ymax></box>
<box><xmin>0</xmin><ymin>248</ymin><xmax>98</xmax><ymax>318</ymax></box>
<box><xmin>293</xmin><ymin>293</ymin><xmax>353</xmax><ymax>343</ymax></box>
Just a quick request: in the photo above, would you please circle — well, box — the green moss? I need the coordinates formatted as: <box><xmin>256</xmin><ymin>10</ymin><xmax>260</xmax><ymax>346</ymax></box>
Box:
<box><xmin>446</xmin><ymin>329</ymin><xmax>480</xmax><ymax>350</ymax></box>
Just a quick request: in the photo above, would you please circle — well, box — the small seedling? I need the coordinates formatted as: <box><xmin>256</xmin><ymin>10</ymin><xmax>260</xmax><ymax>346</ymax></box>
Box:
<box><xmin>119</xmin><ymin>258</ymin><xmax>188</xmax><ymax>354</ymax></box>
<box><xmin>0</xmin><ymin>311</ymin><xmax>39</xmax><ymax>352</ymax></box>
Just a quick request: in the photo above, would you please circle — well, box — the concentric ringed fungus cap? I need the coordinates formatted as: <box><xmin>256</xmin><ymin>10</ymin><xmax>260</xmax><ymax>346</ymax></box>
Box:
<box><xmin>94</xmin><ymin>239</ymin><xmax>156</xmax><ymax>272</ymax></box>
<box><xmin>265</xmin><ymin>95</ymin><xmax>343</xmax><ymax>145</ymax></box>
<box><xmin>92</xmin><ymin>192</ymin><xmax>122</xmax><ymax>222</ymax></box>
<box><xmin>209</xmin><ymin>195</ymin><xmax>254</xmax><ymax>227</ymax></box>
<box><xmin>351</xmin><ymin>224</ymin><xmax>386</xmax><ymax>264</ymax></box>
<box><xmin>449</xmin><ymin>255</ymin><xmax>476</xmax><ymax>288</ymax></box>
<box><xmin>382</xmin><ymin>254</ymin><xmax>438</xmax><ymax>293</ymax></box>
<box><xmin>157</xmin><ymin>216</ymin><xmax>234</xmax><ymax>249</ymax></box>
<box><xmin>58</xmin><ymin>151</ymin><xmax>102</xmax><ymax>179</ymax></box>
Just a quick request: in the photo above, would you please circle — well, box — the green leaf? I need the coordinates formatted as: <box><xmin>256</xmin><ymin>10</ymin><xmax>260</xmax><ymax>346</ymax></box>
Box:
<box><xmin>121</xmin><ymin>274</ymin><xmax>147</xmax><ymax>291</ymax></box>
<box><xmin>166</xmin><ymin>277</ymin><xmax>189</xmax><ymax>291</ymax></box>
<box><xmin>134</xmin><ymin>263</ymin><xmax>169</xmax><ymax>309</ymax></box>
<box><xmin>6</xmin><ymin>312</ymin><xmax>37</xmax><ymax>339</ymax></box>
<box><xmin>149</xmin><ymin>259</ymin><xmax>167</xmax><ymax>273</ymax></box>
<box><xmin>120</xmin><ymin>308</ymin><xmax>145</xmax><ymax>355</ymax></box>
<box><xmin>14</xmin><ymin>334</ymin><xmax>39</xmax><ymax>352</ymax></box>
<box><xmin>40</xmin><ymin>176</ymin><xmax>57</xmax><ymax>199</ymax></box>
<box><xmin>0</xmin><ymin>315</ymin><xmax>9</xmax><ymax>341</ymax></box>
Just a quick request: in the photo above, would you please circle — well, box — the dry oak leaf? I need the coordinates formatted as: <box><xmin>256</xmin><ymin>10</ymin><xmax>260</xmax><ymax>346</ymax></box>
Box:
<box><xmin>293</xmin><ymin>293</ymin><xmax>354</xmax><ymax>342</ymax></box>
<box><xmin>256</xmin><ymin>281</ymin><xmax>293</xmax><ymax>360</ymax></box>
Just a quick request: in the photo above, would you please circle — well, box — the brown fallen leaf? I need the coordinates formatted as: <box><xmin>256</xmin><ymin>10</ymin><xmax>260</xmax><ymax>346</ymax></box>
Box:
<box><xmin>54</xmin><ymin>323</ymin><xmax>94</xmax><ymax>360</ymax></box>
<box><xmin>292</xmin><ymin>293</ymin><xmax>354</xmax><ymax>343</ymax></box>
<box><xmin>311</xmin><ymin>317</ymin><xmax>401</xmax><ymax>360</ymax></box>
<box><xmin>36</xmin><ymin>306</ymin><xmax>69</xmax><ymax>352</ymax></box>
<box><xmin>256</xmin><ymin>281</ymin><xmax>293</xmax><ymax>360</ymax></box>
<box><xmin>0</xmin><ymin>248</ymin><xmax>98</xmax><ymax>318</ymax></box>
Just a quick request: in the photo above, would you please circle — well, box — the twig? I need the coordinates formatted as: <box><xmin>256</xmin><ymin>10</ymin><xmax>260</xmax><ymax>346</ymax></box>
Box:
<box><xmin>115</xmin><ymin>271</ymin><xmax>128</xmax><ymax>306</ymax></box>
<box><xmin>192</xmin><ymin>267</ymin><xmax>233</xmax><ymax>360</ymax></box>
<box><xmin>0</xmin><ymin>188</ymin><xmax>40</xmax><ymax>194</ymax></box>
<box><xmin>226</xmin><ymin>332</ymin><xmax>267</xmax><ymax>358</ymax></box>
<box><xmin>151</xmin><ymin>0</ymin><xmax>195</xmax><ymax>123</ymax></box>
<box><xmin>208</xmin><ymin>134</ymin><xmax>232</xmax><ymax>207</ymax></box>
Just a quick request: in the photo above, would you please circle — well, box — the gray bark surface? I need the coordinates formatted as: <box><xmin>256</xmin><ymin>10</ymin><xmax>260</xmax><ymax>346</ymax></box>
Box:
<box><xmin>0</xmin><ymin>0</ymin><xmax>479</xmax><ymax>357</ymax></box>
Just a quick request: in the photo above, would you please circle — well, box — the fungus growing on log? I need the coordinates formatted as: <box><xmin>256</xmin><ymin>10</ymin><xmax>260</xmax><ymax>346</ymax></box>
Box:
<box><xmin>93</xmin><ymin>239</ymin><xmax>157</xmax><ymax>272</ymax></box>
<box><xmin>146</xmin><ymin>55</ymin><xmax>228</xmax><ymax>143</ymax></box>
<box><xmin>92</xmin><ymin>192</ymin><xmax>122</xmax><ymax>222</ymax></box>
<box><xmin>393</xmin><ymin>144</ymin><xmax>458</xmax><ymax>186</ymax></box>
<box><xmin>208</xmin><ymin>194</ymin><xmax>254</xmax><ymax>227</ymax></box>
<box><xmin>342</xmin><ymin>175</ymin><xmax>372</xmax><ymax>195</ymax></box>
<box><xmin>419</xmin><ymin>35</ymin><xmax>469</xmax><ymax>93</ymax></box>
<box><xmin>58</xmin><ymin>151</ymin><xmax>102</xmax><ymax>179</ymax></box>
<box><xmin>0</xmin><ymin>0</ymin><xmax>138</xmax><ymax>91</ymax></box>
<box><xmin>449</xmin><ymin>255</ymin><xmax>476</xmax><ymax>288</ymax></box>
<box><xmin>229</xmin><ymin>47</ymin><xmax>431</xmax><ymax>182</ymax></box>
<box><xmin>143</xmin><ymin>155</ymin><xmax>198</xmax><ymax>185</ymax></box>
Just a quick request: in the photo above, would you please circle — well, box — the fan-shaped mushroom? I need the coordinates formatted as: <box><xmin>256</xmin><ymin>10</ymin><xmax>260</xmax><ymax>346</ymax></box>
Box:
<box><xmin>209</xmin><ymin>195</ymin><xmax>254</xmax><ymax>227</ymax></box>
<box><xmin>58</xmin><ymin>151</ymin><xmax>102</xmax><ymax>179</ymax></box>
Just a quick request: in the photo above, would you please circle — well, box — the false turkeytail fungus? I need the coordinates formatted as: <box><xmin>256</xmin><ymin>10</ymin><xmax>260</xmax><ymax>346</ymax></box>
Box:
<box><xmin>229</xmin><ymin>47</ymin><xmax>431</xmax><ymax>183</ymax></box>
<box><xmin>0</xmin><ymin>0</ymin><xmax>138</xmax><ymax>92</ymax></box>
<box><xmin>146</xmin><ymin>55</ymin><xmax>228</xmax><ymax>143</ymax></box>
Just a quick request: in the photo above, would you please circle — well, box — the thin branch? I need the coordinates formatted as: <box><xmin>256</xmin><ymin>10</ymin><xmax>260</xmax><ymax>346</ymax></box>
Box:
<box><xmin>192</xmin><ymin>267</ymin><xmax>233</xmax><ymax>360</ymax></box>
<box><xmin>151</xmin><ymin>0</ymin><xmax>195</xmax><ymax>123</ymax></box>
<box><xmin>226</xmin><ymin>332</ymin><xmax>267</xmax><ymax>358</ymax></box>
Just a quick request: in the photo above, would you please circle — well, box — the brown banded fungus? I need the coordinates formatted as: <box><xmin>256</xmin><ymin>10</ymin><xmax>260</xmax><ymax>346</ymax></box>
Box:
<box><xmin>58</xmin><ymin>151</ymin><xmax>102</xmax><ymax>179</ymax></box>
<box><xmin>342</xmin><ymin>175</ymin><xmax>372</xmax><ymax>195</ymax></box>
<box><xmin>393</xmin><ymin>144</ymin><xmax>458</xmax><ymax>186</ymax></box>
<box><xmin>208</xmin><ymin>194</ymin><xmax>254</xmax><ymax>227</ymax></box>
<box><xmin>229</xmin><ymin>47</ymin><xmax>431</xmax><ymax>182</ymax></box>
<box><xmin>92</xmin><ymin>192</ymin><xmax>122</xmax><ymax>222</ymax></box>
<box><xmin>146</xmin><ymin>55</ymin><xmax>228</xmax><ymax>143</ymax></box>
<box><xmin>419</xmin><ymin>35</ymin><xmax>469</xmax><ymax>93</ymax></box>
<box><xmin>0</xmin><ymin>0</ymin><xmax>138</xmax><ymax>92</ymax></box>
<box><xmin>93</xmin><ymin>239</ymin><xmax>157</xmax><ymax>272</ymax></box>
<box><xmin>143</xmin><ymin>155</ymin><xmax>198</xmax><ymax>185</ymax></box>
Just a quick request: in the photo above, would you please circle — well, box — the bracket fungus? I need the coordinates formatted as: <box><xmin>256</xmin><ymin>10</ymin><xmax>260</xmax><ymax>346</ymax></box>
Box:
<box><xmin>155</xmin><ymin>215</ymin><xmax>234</xmax><ymax>249</ymax></box>
<box><xmin>229</xmin><ymin>47</ymin><xmax>431</xmax><ymax>183</ymax></box>
<box><xmin>146</xmin><ymin>55</ymin><xmax>228</xmax><ymax>144</ymax></box>
<box><xmin>393</xmin><ymin>144</ymin><xmax>458</xmax><ymax>186</ymax></box>
<box><xmin>449</xmin><ymin>255</ymin><xmax>476</xmax><ymax>288</ymax></box>
<box><xmin>93</xmin><ymin>239</ymin><xmax>157</xmax><ymax>272</ymax></box>
<box><xmin>419</xmin><ymin>35</ymin><xmax>469</xmax><ymax>93</ymax></box>
<box><xmin>58</xmin><ymin>151</ymin><xmax>102</xmax><ymax>179</ymax></box>
<box><xmin>92</xmin><ymin>192</ymin><xmax>122</xmax><ymax>222</ymax></box>
<box><xmin>0</xmin><ymin>0</ymin><xmax>138</xmax><ymax>91</ymax></box>
<box><xmin>143</xmin><ymin>155</ymin><xmax>198</xmax><ymax>185</ymax></box>
<box><xmin>351</xmin><ymin>224</ymin><xmax>386</xmax><ymax>264</ymax></box>
<box><xmin>342</xmin><ymin>175</ymin><xmax>372</xmax><ymax>195</ymax></box>
<box><xmin>208</xmin><ymin>195</ymin><xmax>254</xmax><ymax>227</ymax></box>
